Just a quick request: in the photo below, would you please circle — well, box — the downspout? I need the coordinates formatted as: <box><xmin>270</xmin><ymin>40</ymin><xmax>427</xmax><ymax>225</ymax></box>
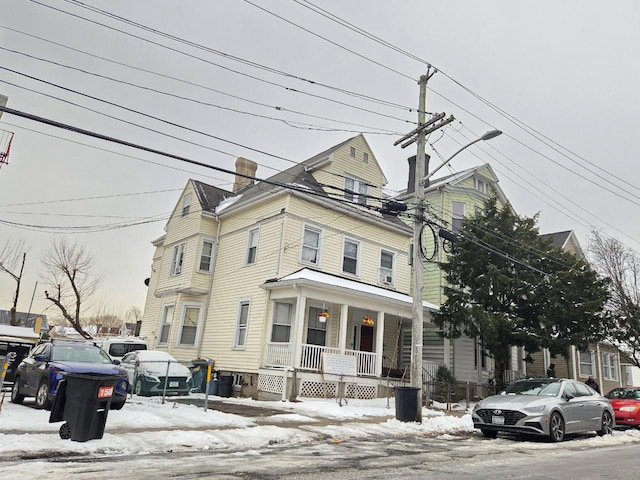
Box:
<box><xmin>197</xmin><ymin>214</ymin><xmax>221</xmax><ymax>359</ymax></box>
<box><xmin>596</xmin><ymin>343</ymin><xmax>602</xmax><ymax>385</ymax></box>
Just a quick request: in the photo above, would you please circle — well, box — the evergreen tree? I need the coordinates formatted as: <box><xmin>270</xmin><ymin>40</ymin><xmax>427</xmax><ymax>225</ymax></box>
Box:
<box><xmin>434</xmin><ymin>195</ymin><xmax>610</xmax><ymax>390</ymax></box>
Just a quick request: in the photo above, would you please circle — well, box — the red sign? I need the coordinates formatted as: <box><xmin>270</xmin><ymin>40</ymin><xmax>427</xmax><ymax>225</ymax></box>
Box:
<box><xmin>98</xmin><ymin>385</ymin><xmax>114</xmax><ymax>398</ymax></box>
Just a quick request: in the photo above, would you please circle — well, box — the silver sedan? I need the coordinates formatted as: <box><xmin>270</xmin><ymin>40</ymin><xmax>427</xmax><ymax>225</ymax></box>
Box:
<box><xmin>472</xmin><ymin>378</ymin><xmax>614</xmax><ymax>442</ymax></box>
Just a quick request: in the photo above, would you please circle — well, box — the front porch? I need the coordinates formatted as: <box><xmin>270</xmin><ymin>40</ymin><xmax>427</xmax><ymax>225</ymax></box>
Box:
<box><xmin>258</xmin><ymin>268</ymin><xmax>439</xmax><ymax>399</ymax></box>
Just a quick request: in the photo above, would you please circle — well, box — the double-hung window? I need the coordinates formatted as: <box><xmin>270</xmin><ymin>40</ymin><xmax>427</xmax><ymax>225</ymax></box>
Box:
<box><xmin>602</xmin><ymin>352</ymin><xmax>618</xmax><ymax>380</ymax></box>
<box><xmin>301</xmin><ymin>225</ymin><xmax>321</xmax><ymax>265</ymax></box>
<box><xmin>199</xmin><ymin>239</ymin><xmax>214</xmax><ymax>272</ymax></box>
<box><xmin>452</xmin><ymin>202</ymin><xmax>465</xmax><ymax>232</ymax></box>
<box><xmin>171</xmin><ymin>242</ymin><xmax>185</xmax><ymax>276</ymax></box>
<box><xmin>182</xmin><ymin>193</ymin><xmax>192</xmax><ymax>217</ymax></box>
<box><xmin>344</xmin><ymin>177</ymin><xmax>368</xmax><ymax>205</ymax></box>
<box><xmin>271</xmin><ymin>302</ymin><xmax>292</xmax><ymax>342</ymax></box>
<box><xmin>178</xmin><ymin>304</ymin><xmax>201</xmax><ymax>346</ymax></box>
<box><xmin>234</xmin><ymin>300</ymin><xmax>250</xmax><ymax>348</ymax></box>
<box><xmin>342</xmin><ymin>238</ymin><xmax>360</xmax><ymax>275</ymax></box>
<box><xmin>306</xmin><ymin>306</ymin><xmax>327</xmax><ymax>346</ymax></box>
<box><xmin>578</xmin><ymin>350</ymin><xmax>595</xmax><ymax>377</ymax></box>
<box><xmin>158</xmin><ymin>304</ymin><xmax>174</xmax><ymax>344</ymax></box>
<box><xmin>379</xmin><ymin>249</ymin><xmax>394</xmax><ymax>285</ymax></box>
<box><xmin>246</xmin><ymin>228</ymin><xmax>259</xmax><ymax>265</ymax></box>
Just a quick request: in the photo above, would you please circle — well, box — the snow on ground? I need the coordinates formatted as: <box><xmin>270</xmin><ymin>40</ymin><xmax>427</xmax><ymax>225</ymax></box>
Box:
<box><xmin>1</xmin><ymin>392</ymin><xmax>640</xmax><ymax>460</ymax></box>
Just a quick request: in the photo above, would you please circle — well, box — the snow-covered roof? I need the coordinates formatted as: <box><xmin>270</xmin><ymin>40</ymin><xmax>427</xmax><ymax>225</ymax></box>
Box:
<box><xmin>0</xmin><ymin>325</ymin><xmax>39</xmax><ymax>340</ymax></box>
<box><xmin>263</xmin><ymin>268</ymin><xmax>439</xmax><ymax>312</ymax></box>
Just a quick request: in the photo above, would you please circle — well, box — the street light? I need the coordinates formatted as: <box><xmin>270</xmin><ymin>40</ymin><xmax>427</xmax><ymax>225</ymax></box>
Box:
<box><xmin>421</xmin><ymin>130</ymin><xmax>502</xmax><ymax>183</ymax></box>
<box><xmin>410</xmin><ymin>128</ymin><xmax>502</xmax><ymax>414</ymax></box>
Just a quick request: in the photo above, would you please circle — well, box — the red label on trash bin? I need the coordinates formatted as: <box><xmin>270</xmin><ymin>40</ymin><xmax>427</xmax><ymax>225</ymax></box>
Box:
<box><xmin>98</xmin><ymin>385</ymin><xmax>114</xmax><ymax>398</ymax></box>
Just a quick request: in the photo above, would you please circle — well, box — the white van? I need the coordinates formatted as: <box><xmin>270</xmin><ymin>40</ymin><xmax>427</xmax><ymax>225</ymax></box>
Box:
<box><xmin>98</xmin><ymin>337</ymin><xmax>149</xmax><ymax>361</ymax></box>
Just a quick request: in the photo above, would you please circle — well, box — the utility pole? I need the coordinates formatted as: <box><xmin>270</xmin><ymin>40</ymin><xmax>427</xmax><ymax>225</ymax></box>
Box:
<box><xmin>395</xmin><ymin>68</ymin><xmax>453</xmax><ymax>422</ymax></box>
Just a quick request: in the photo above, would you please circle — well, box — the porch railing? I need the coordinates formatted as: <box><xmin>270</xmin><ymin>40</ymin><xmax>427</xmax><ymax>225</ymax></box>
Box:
<box><xmin>263</xmin><ymin>342</ymin><xmax>379</xmax><ymax>376</ymax></box>
<box><xmin>300</xmin><ymin>344</ymin><xmax>340</xmax><ymax>371</ymax></box>
<box><xmin>263</xmin><ymin>342</ymin><xmax>294</xmax><ymax>368</ymax></box>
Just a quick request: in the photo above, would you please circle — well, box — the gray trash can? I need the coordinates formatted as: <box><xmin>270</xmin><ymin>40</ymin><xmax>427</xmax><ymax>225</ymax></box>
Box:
<box><xmin>207</xmin><ymin>378</ymin><xmax>219</xmax><ymax>395</ymax></box>
<box><xmin>395</xmin><ymin>386</ymin><xmax>420</xmax><ymax>422</ymax></box>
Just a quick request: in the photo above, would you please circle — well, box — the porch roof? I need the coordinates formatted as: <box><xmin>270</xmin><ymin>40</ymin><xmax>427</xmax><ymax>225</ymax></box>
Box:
<box><xmin>261</xmin><ymin>268</ymin><xmax>439</xmax><ymax>312</ymax></box>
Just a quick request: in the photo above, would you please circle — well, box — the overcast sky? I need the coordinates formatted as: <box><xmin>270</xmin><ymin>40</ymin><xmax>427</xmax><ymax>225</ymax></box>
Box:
<box><xmin>1</xmin><ymin>1</ymin><xmax>639</xmax><ymax>319</ymax></box>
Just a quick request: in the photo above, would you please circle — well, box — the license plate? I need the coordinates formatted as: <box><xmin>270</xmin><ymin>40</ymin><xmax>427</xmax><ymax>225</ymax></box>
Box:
<box><xmin>492</xmin><ymin>415</ymin><xmax>505</xmax><ymax>425</ymax></box>
<box><xmin>169</xmin><ymin>381</ymin><xmax>179</xmax><ymax>388</ymax></box>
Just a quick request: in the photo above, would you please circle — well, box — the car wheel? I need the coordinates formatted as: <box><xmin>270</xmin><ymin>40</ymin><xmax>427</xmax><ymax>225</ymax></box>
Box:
<box><xmin>597</xmin><ymin>411</ymin><xmax>614</xmax><ymax>436</ymax></box>
<box><xmin>111</xmin><ymin>396</ymin><xmax>126</xmax><ymax>410</ymax></box>
<box><xmin>548</xmin><ymin>412</ymin><xmax>565</xmax><ymax>442</ymax></box>
<box><xmin>59</xmin><ymin>422</ymin><xmax>72</xmax><ymax>440</ymax></box>
<box><xmin>35</xmin><ymin>379</ymin><xmax>52</xmax><ymax>410</ymax></box>
<box><xmin>134</xmin><ymin>379</ymin><xmax>148</xmax><ymax>396</ymax></box>
<box><xmin>11</xmin><ymin>378</ymin><xmax>25</xmax><ymax>404</ymax></box>
<box><xmin>480</xmin><ymin>429</ymin><xmax>498</xmax><ymax>439</ymax></box>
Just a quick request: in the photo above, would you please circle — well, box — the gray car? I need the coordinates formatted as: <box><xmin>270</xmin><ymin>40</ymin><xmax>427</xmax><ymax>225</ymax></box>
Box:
<box><xmin>472</xmin><ymin>378</ymin><xmax>614</xmax><ymax>442</ymax></box>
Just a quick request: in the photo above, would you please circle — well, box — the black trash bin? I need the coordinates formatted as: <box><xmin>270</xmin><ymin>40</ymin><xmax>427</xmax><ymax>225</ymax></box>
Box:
<box><xmin>218</xmin><ymin>375</ymin><xmax>234</xmax><ymax>398</ymax></box>
<box><xmin>49</xmin><ymin>372</ymin><xmax>121</xmax><ymax>442</ymax></box>
<box><xmin>395</xmin><ymin>386</ymin><xmax>421</xmax><ymax>422</ymax></box>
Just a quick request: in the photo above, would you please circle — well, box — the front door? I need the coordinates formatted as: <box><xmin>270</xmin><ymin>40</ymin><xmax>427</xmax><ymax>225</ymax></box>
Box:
<box><xmin>360</xmin><ymin>325</ymin><xmax>374</xmax><ymax>352</ymax></box>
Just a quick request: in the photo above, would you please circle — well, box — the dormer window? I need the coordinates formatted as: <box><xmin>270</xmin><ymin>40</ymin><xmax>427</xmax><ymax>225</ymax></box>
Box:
<box><xmin>345</xmin><ymin>177</ymin><xmax>368</xmax><ymax>206</ymax></box>
<box><xmin>182</xmin><ymin>193</ymin><xmax>192</xmax><ymax>217</ymax></box>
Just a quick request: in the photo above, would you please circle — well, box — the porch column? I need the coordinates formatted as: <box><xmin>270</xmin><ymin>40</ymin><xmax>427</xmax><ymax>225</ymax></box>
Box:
<box><xmin>291</xmin><ymin>292</ymin><xmax>307</xmax><ymax>369</ymax></box>
<box><xmin>338</xmin><ymin>304</ymin><xmax>348</xmax><ymax>353</ymax></box>
<box><xmin>375</xmin><ymin>311</ymin><xmax>385</xmax><ymax>376</ymax></box>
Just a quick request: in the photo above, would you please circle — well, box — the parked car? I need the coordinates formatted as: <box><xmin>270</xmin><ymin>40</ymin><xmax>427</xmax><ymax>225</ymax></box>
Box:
<box><xmin>11</xmin><ymin>339</ymin><xmax>130</xmax><ymax>410</ymax></box>
<box><xmin>605</xmin><ymin>386</ymin><xmax>640</xmax><ymax>427</ymax></box>
<box><xmin>96</xmin><ymin>337</ymin><xmax>149</xmax><ymax>361</ymax></box>
<box><xmin>120</xmin><ymin>350</ymin><xmax>192</xmax><ymax>396</ymax></box>
<box><xmin>472</xmin><ymin>378</ymin><xmax>614</xmax><ymax>442</ymax></box>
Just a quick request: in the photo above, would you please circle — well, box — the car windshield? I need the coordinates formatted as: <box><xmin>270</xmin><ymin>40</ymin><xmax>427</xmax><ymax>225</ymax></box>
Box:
<box><xmin>51</xmin><ymin>345</ymin><xmax>113</xmax><ymax>364</ymax></box>
<box><xmin>503</xmin><ymin>380</ymin><xmax>559</xmax><ymax>396</ymax></box>
<box><xmin>606</xmin><ymin>388</ymin><xmax>640</xmax><ymax>400</ymax></box>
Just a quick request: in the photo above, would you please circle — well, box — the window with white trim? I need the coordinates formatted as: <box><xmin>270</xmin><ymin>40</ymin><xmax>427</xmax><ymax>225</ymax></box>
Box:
<box><xmin>246</xmin><ymin>228</ymin><xmax>259</xmax><ymax>265</ymax></box>
<box><xmin>182</xmin><ymin>193</ymin><xmax>192</xmax><ymax>217</ymax></box>
<box><xmin>170</xmin><ymin>242</ymin><xmax>185</xmax><ymax>276</ymax></box>
<box><xmin>301</xmin><ymin>225</ymin><xmax>321</xmax><ymax>265</ymax></box>
<box><xmin>178</xmin><ymin>304</ymin><xmax>201</xmax><ymax>346</ymax></box>
<box><xmin>344</xmin><ymin>177</ymin><xmax>368</xmax><ymax>205</ymax></box>
<box><xmin>342</xmin><ymin>238</ymin><xmax>360</xmax><ymax>275</ymax></box>
<box><xmin>158</xmin><ymin>304</ymin><xmax>174</xmax><ymax>345</ymax></box>
<box><xmin>578</xmin><ymin>350</ymin><xmax>594</xmax><ymax>377</ymax></box>
<box><xmin>602</xmin><ymin>352</ymin><xmax>618</xmax><ymax>380</ymax></box>
<box><xmin>306</xmin><ymin>306</ymin><xmax>327</xmax><ymax>346</ymax></box>
<box><xmin>363</xmin><ymin>152</ymin><xmax>369</xmax><ymax>163</ymax></box>
<box><xmin>475</xmin><ymin>178</ymin><xmax>490</xmax><ymax>194</ymax></box>
<box><xmin>198</xmin><ymin>239</ymin><xmax>214</xmax><ymax>272</ymax></box>
<box><xmin>271</xmin><ymin>302</ymin><xmax>292</xmax><ymax>342</ymax></box>
<box><xmin>452</xmin><ymin>201</ymin><xmax>465</xmax><ymax>232</ymax></box>
<box><xmin>234</xmin><ymin>300</ymin><xmax>250</xmax><ymax>348</ymax></box>
<box><xmin>350</xmin><ymin>146</ymin><xmax>356</xmax><ymax>157</ymax></box>
<box><xmin>379</xmin><ymin>249</ymin><xmax>394</xmax><ymax>285</ymax></box>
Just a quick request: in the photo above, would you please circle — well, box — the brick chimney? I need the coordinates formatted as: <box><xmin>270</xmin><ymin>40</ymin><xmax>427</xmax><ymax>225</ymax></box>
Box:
<box><xmin>406</xmin><ymin>154</ymin><xmax>430</xmax><ymax>194</ymax></box>
<box><xmin>233</xmin><ymin>157</ymin><xmax>258</xmax><ymax>193</ymax></box>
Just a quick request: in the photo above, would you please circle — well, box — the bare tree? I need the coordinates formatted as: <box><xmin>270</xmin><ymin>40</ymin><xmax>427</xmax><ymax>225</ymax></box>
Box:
<box><xmin>589</xmin><ymin>230</ymin><xmax>640</xmax><ymax>366</ymax></box>
<box><xmin>0</xmin><ymin>238</ymin><xmax>28</xmax><ymax>326</ymax></box>
<box><xmin>42</xmin><ymin>238</ymin><xmax>102</xmax><ymax>339</ymax></box>
<box><xmin>85</xmin><ymin>303</ymin><xmax>124</xmax><ymax>336</ymax></box>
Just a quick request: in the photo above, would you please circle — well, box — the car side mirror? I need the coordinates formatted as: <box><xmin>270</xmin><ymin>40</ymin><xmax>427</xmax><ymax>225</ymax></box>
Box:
<box><xmin>34</xmin><ymin>354</ymin><xmax>47</xmax><ymax>362</ymax></box>
<box><xmin>563</xmin><ymin>392</ymin><xmax>574</xmax><ymax>401</ymax></box>
<box><xmin>112</xmin><ymin>359</ymin><xmax>121</xmax><ymax>365</ymax></box>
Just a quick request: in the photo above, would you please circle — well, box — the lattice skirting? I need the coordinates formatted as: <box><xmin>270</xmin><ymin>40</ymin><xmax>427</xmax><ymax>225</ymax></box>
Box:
<box><xmin>258</xmin><ymin>373</ymin><xmax>284</xmax><ymax>394</ymax></box>
<box><xmin>299</xmin><ymin>380</ymin><xmax>377</xmax><ymax>400</ymax></box>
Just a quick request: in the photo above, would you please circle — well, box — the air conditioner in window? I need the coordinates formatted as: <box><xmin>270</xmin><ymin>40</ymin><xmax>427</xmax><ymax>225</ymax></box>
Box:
<box><xmin>383</xmin><ymin>275</ymin><xmax>393</xmax><ymax>284</ymax></box>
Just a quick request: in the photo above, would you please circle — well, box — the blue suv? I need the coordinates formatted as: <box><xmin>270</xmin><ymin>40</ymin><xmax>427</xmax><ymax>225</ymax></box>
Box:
<box><xmin>11</xmin><ymin>340</ymin><xmax>130</xmax><ymax>410</ymax></box>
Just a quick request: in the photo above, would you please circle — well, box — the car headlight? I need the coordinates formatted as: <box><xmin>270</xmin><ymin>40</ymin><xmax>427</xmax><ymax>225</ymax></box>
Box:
<box><xmin>620</xmin><ymin>406</ymin><xmax>639</xmax><ymax>412</ymax></box>
<box><xmin>144</xmin><ymin>373</ymin><xmax>161</xmax><ymax>383</ymax></box>
<box><xmin>524</xmin><ymin>405</ymin><xmax>547</xmax><ymax>414</ymax></box>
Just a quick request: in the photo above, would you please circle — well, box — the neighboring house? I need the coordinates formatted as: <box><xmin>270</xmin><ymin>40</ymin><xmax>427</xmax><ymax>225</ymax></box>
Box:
<box><xmin>395</xmin><ymin>163</ymin><xmax>520</xmax><ymax>387</ymax></box>
<box><xmin>139</xmin><ymin>134</ymin><xmax>438</xmax><ymax>400</ymax></box>
<box><xmin>0</xmin><ymin>309</ymin><xmax>48</xmax><ymax>333</ymax></box>
<box><xmin>528</xmin><ymin>230</ymin><xmax>623</xmax><ymax>395</ymax></box>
